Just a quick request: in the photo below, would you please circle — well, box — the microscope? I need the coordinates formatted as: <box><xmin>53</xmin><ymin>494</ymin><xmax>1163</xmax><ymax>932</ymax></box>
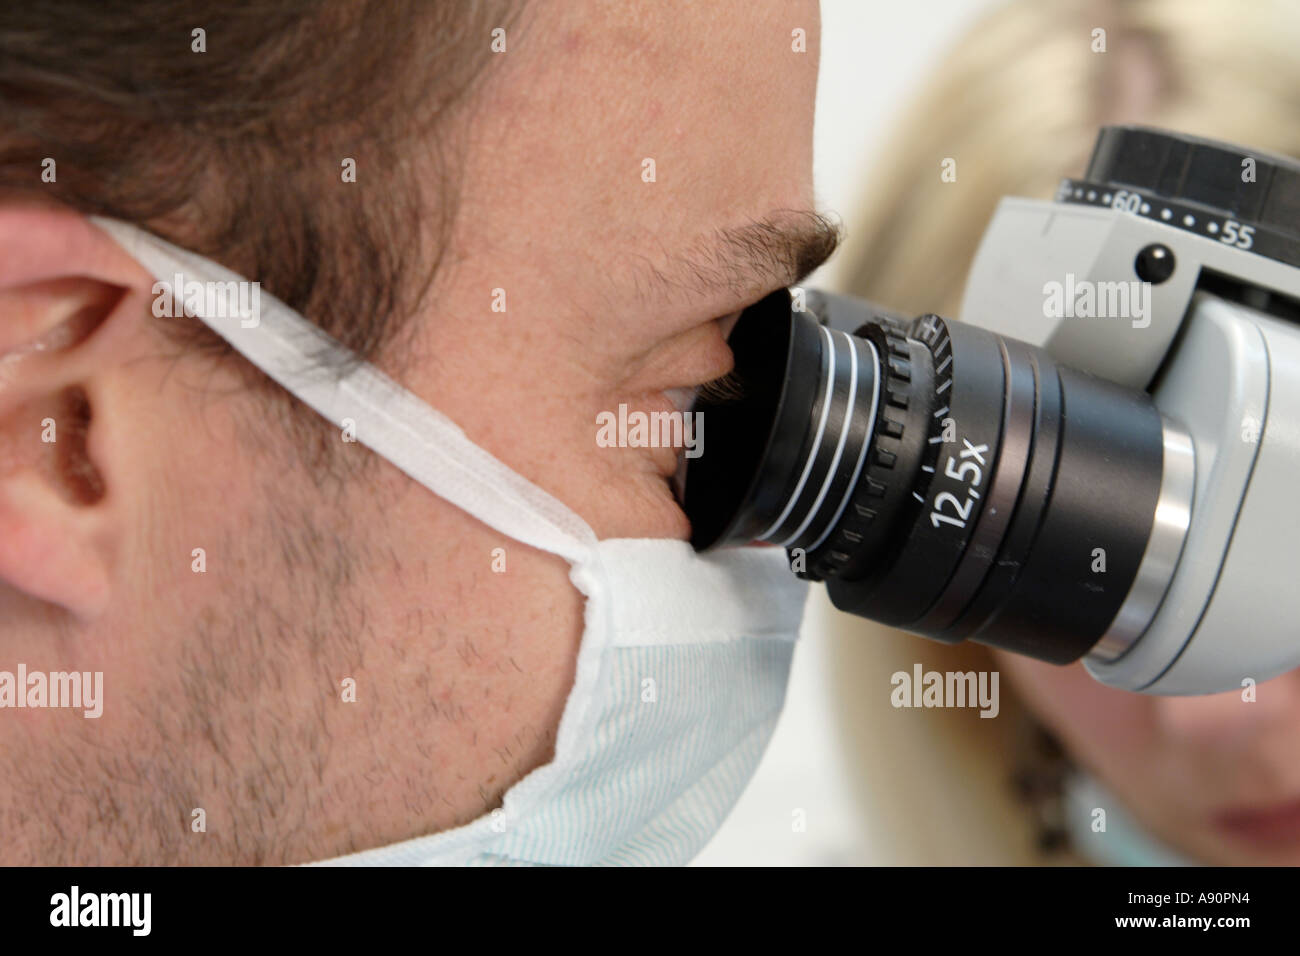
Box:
<box><xmin>680</xmin><ymin>126</ymin><xmax>1300</xmax><ymax>695</ymax></box>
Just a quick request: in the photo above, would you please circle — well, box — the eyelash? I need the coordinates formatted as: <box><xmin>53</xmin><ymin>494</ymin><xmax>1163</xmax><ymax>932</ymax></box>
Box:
<box><xmin>695</xmin><ymin>369</ymin><xmax>745</xmax><ymax>403</ymax></box>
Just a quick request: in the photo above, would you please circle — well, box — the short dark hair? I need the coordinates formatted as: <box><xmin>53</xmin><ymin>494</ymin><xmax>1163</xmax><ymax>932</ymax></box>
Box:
<box><xmin>0</xmin><ymin>0</ymin><xmax>520</xmax><ymax>367</ymax></box>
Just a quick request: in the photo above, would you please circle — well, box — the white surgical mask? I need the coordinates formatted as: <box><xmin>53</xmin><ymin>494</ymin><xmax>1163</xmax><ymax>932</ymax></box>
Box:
<box><xmin>93</xmin><ymin>217</ymin><xmax>809</xmax><ymax>866</ymax></box>
<box><xmin>1064</xmin><ymin>771</ymin><xmax>1197</xmax><ymax>867</ymax></box>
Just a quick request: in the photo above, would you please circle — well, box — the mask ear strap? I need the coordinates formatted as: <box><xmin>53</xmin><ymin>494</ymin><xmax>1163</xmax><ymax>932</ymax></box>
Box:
<box><xmin>91</xmin><ymin>216</ymin><xmax>598</xmax><ymax>565</ymax></box>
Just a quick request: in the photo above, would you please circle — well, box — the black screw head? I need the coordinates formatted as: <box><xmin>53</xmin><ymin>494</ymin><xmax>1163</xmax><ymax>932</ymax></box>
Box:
<box><xmin>1135</xmin><ymin>244</ymin><xmax>1176</xmax><ymax>284</ymax></box>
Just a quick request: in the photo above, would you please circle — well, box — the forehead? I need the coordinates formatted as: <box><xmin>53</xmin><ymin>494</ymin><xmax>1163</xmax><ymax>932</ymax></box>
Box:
<box><xmin>452</xmin><ymin>0</ymin><xmax>822</xmax><ymax>316</ymax></box>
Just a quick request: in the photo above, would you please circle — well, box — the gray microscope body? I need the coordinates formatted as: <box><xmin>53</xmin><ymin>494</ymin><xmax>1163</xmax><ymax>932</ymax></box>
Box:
<box><xmin>960</xmin><ymin>127</ymin><xmax>1300</xmax><ymax>694</ymax></box>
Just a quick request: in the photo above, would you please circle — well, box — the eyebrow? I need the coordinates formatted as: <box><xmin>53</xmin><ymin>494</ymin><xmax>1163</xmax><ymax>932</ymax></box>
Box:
<box><xmin>629</xmin><ymin>208</ymin><xmax>843</xmax><ymax>308</ymax></box>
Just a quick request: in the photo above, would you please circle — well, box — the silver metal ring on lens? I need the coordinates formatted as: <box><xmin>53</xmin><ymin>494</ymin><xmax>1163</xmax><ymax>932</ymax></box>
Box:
<box><xmin>804</xmin><ymin>335</ymin><xmax>880</xmax><ymax>552</ymax></box>
<box><xmin>774</xmin><ymin>328</ymin><xmax>858</xmax><ymax>546</ymax></box>
<box><xmin>755</xmin><ymin>325</ymin><xmax>837</xmax><ymax>542</ymax></box>
<box><xmin>1087</xmin><ymin>418</ymin><xmax>1195</xmax><ymax>664</ymax></box>
<box><xmin>757</xmin><ymin>328</ymin><xmax>879</xmax><ymax>548</ymax></box>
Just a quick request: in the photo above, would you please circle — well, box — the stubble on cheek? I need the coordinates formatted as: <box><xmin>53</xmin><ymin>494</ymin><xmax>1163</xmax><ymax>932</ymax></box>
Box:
<box><xmin>0</xmin><ymin>499</ymin><xmax>351</xmax><ymax>864</ymax></box>
<box><xmin>0</xmin><ymin>436</ymin><xmax>413</xmax><ymax>864</ymax></box>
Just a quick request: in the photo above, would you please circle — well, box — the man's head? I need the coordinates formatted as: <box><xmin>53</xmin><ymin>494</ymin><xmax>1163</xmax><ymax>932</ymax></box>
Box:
<box><xmin>0</xmin><ymin>0</ymin><xmax>834</xmax><ymax>863</ymax></box>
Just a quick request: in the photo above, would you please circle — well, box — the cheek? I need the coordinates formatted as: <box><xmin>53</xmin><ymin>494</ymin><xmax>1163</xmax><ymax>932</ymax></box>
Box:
<box><xmin>994</xmin><ymin>651</ymin><xmax>1158</xmax><ymax>771</ymax></box>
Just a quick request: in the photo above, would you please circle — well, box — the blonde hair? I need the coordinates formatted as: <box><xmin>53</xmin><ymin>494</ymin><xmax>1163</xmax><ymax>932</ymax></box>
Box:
<box><xmin>827</xmin><ymin>0</ymin><xmax>1300</xmax><ymax>864</ymax></box>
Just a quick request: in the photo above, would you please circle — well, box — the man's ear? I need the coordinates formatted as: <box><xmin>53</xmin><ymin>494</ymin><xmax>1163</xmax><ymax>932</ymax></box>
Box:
<box><xmin>0</xmin><ymin>205</ymin><xmax>160</xmax><ymax>620</ymax></box>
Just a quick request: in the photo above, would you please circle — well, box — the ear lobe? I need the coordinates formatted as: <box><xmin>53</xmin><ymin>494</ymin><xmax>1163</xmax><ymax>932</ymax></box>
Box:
<box><xmin>0</xmin><ymin>470</ymin><xmax>110</xmax><ymax>618</ymax></box>
<box><xmin>0</xmin><ymin>206</ymin><xmax>157</xmax><ymax>622</ymax></box>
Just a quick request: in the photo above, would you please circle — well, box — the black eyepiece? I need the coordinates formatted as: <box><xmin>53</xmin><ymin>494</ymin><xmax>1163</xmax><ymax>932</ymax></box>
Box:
<box><xmin>684</xmin><ymin>288</ymin><xmax>883</xmax><ymax>556</ymax></box>
<box><xmin>678</xmin><ymin>289</ymin><xmax>1183</xmax><ymax>665</ymax></box>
